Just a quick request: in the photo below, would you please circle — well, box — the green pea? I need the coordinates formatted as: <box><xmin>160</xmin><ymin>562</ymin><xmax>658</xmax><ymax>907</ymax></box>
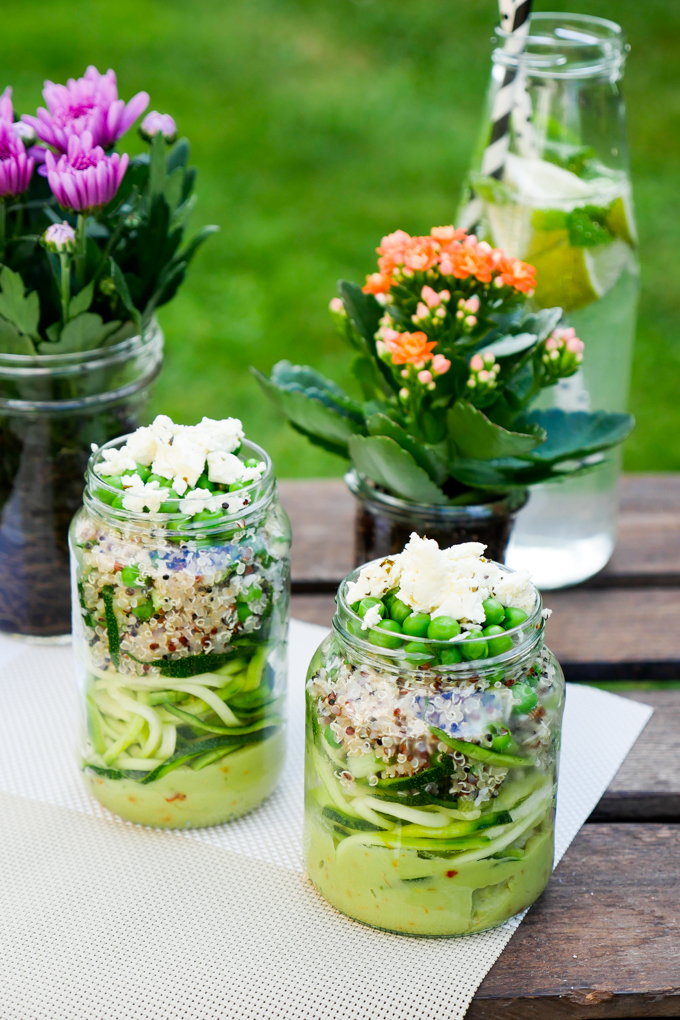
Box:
<box><xmin>461</xmin><ymin>629</ymin><xmax>488</xmax><ymax>661</ymax></box>
<box><xmin>147</xmin><ymin>473</ymin><xmax>169</xmax><ymax>486</ymax></box>
<box><xmin>427</xmin><ymin>616</ymin><xmax>461</xmax><ymax>641</ymax></box>
<box><xmin>482</xmin><ymin>597</ymin><xmax>506</xmax><ymax>627</ymax></box>
<box><xmin>390</xmin><ymin>598</ymin><xmax>413</xmax><ymax>625</ymax></box>
<box><xmin>403</xmin><ymin>640</ymin><xmax>434</xmax><ymax>665</ymax></box>
<box><xmin>358</xmin><ymin>597</ymin><xmax>385</xmax><ymax>619</ymax></box>
<box><xmin>511</xmin><ymin>683</ymin><xmax>538</xmax><ymax>715</ymax></box>
<box><xmin>196</xmin><ymin>473</ymin><xmax>216</xmax><ymax>492</ymax></box>
<box><xmin>439</xmin><ymin>646</ymin><xmax>463</xmax><ymax>665</ymax></box>
<box><xmin>135</xmin><ymin>464</ymin><xmax>151</xmax><ymax>482</ymax></box>
<box><xmin>131</xmin><ymin>599</ymin><xmax>154</xmax><ymax>621</ymax></box>
<box><xmin>229</xmin><ymin>481</ymin><xmax>246</xmax><ymax>492</ymax></box>
<box><xmin>111</xmin><ymin>495</ymin><xmax>125</xmax><ymax>510</ymax></box>
<box><xmin>491</xmin><ymin>729</ymin><xmax>512</xmax><ymax>753</ymax></box>
<box><xmin>383</xmin><ymin>591</ymin><xmax>399</xmax><ymax>613</ymax></box>
<box><xmin>244</xmin><ymin>458</ymin><xmax>259</xmax><ymax>469</ymax></box>
<box><xmin>159</xmin><ymin>490</ymin><xmax>181</xmax><ymax>512</ymax></box>
<box><xmin>483</xmin><ymin>625</ymin><xmax>513</xmax><ymax>657</ymax></box>
<box><xmin>237</xmin><ymin>601</ymin><xmax>253</xmax><ymax>622</ymax></box>
<box><xmin>350</xmin><ymin>601</ymin><xmax>362</xmax><ymax>615</ymax></box>
<box><xmin>402</xmin><ymin>613</ymin><xmax>431</xmax><ymax>638</ymax></box>
<box><xmin>121</xmin><ymin>564</ymin><xmax>142</xmax><ymax>587</ymax></box>
<box><xmin>192</xmin><ymin>509</ymin><xmax>224</xmax><ymax>525</ymax></box>
<box><xmin>504</xmin><ymin>607</ymin><xmax>528</xmax><ymax>630</ymax></box>
<box><xmin>100</xmin><ymin>474</ymin><xmax>124</xmax><ymax>490</ymax></box>
<box><xmin>369</xmin><ymin>619</ymin><xmax>403</xmax><ymax>649</ymax></box>
<box><xmin>347</xmin><ymin>618</ymin><xmax>364</xmax><ymax>639</ymax></box>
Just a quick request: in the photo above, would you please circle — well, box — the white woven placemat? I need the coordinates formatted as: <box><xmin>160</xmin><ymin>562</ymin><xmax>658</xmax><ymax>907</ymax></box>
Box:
<box><xmin>0</xmin><ymin>620</ymin><xmax>652</xmax><ymax>1019</ymax></box>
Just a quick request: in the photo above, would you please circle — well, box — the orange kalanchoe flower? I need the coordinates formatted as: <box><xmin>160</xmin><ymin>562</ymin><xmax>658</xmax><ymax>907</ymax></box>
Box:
<box><xmin>376</xmin><ymin>229</ymin><xmax>411</xmax><ymax>274</ymax></box>
<box><xmin>401</xmin><ymin>235</ymin><xmax>440</xmax><ymax>272</ymax></box>
<box><xmin>384</xmin><ymin>330</ymin><xmax>437</xmax><ymax>367</ymax></box>
<box><xmin>495</xmin><ymin>254</ymin><xmax>537</xmax><ymax>294</ymax></box>
<box><xmin>430</xmin><ymin>225</ymin><xmax>468</xmax><ymax>254</ymax></box>
<box><xmin>440</xmin><ymin>239</ymin><xmax>494</xmax><ymax>283</ymax></box>
<box><xmin>362</xmin><ymin>271</ymin><xmax>393</xmax><ymax>295</ymax></box>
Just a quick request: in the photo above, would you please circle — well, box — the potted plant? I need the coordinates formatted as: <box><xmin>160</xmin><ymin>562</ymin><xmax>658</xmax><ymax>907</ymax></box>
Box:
<box><xmin>254</xmin><ymin>226</ymin><xmax>633</xmax><ymax>566</ymax></box>
<box><xmin>0</xmin><ymin>68</ymin><xmax>217</xmax><ymax>639</ymax></box>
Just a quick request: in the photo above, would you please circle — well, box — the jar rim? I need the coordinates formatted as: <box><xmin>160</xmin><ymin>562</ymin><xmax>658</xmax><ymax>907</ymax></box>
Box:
<box><xmin>84</xmin><ymin>434</ymin><xmax>276</xmax><ymax>535</ymax></box>
<box><xmin>345</xmin><ymin>469</ymin><xmax>527</xmax><ymax>522</ymax></box>
<box><xmin>0</xmin><ymin>318</ymin><xmax>161</xmax><ymax>376</ymax></box>
<box><xmin>493</xmin><ymin>12</ymin><xmax>627</xmax><ymax>79</ymax></box>
<box><xmin>332</xmin><ymin>557</ymin><xmax>544</xmax><ymax>677</ymax></box>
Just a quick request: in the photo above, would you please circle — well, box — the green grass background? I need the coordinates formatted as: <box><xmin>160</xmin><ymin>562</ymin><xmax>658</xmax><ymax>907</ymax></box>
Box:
<box><xmin>2</xmin><ymin>0</ymin><xmax>678</xmax><ymax>476</ymax></box>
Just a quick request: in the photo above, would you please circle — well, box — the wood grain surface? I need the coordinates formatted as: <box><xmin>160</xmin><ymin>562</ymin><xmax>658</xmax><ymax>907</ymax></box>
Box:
<box><xmin>469</xmin><ymin>824</ymin><xmax>680</xmax><ymax>1019</ymax></box>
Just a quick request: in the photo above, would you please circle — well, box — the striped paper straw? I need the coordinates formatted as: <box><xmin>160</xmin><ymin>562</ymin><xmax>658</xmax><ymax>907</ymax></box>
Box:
<box><xmin>481</xmin><ymin>0</ymin><xmax>533</xmax><ymax>179</ymax></box>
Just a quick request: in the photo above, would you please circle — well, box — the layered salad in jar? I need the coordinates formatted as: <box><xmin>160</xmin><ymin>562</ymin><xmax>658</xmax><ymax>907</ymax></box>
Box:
<box><xmin>69</xmin><ymin>414</ymin><xmax>290</xmax><ymax>828</ymax></box>
<box><xmin>304</xmin><ymin>535</ymin><xmax>563</xmax><ymax>935</ymax></box>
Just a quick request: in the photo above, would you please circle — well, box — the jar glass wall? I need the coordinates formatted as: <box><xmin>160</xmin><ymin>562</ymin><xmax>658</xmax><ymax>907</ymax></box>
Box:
<box><xmin>69</xmin><ymin>435</ymin><xmax>291</xmax><ymax>829</ymax></box>
<box><xmin>0</xmin><ymin>321</ymin><xmax>163</xmax><ymax>639</ymax></box>
<box><xmin>304</xmin><ymin>565</ymin><xmax>564</xmax><ymax>936</ymax></box>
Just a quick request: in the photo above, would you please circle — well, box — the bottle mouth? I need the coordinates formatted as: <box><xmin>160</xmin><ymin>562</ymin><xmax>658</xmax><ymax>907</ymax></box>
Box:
<box><xmin>493</xmin><ymin>12</ymin><xmax>627</xmax><ymax>79</ymax></box>
<box><xmin>85</xmin><ymin>434</ymin><xmax>275</xmax><ymax>535</ymax></box>
<box><xmin>333</xmin><ymin>557</ymin><xmax>545</xmax><ymax>676</ymax></box>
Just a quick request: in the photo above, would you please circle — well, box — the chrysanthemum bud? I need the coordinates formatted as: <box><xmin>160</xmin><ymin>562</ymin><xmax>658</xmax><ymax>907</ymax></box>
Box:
<box><xmin>418</xmin><ymin>369</ymin><xmax>433</xmax><ymax>384</ymax></box>
<box><xmin>12</xmin><ymin>121</ymin><xmax>36</xmax><ymax>146</ymax></box>
<box><xmin>42</xmin><ymin>221</ymin><xmax>76</xmax><ymax>254</ymax></box>
<box><xmin>139</xmin><ymin>111</ymin><xmax>178</xmax><ymax>143</ymax></box>
<box><xmin>541</xmin><ymin>328</ymin><xmax>585</xmax><ymax>380</ymax></box>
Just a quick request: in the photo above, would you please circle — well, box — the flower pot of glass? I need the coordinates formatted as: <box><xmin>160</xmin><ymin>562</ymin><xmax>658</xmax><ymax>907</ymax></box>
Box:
<box><xmin>256</xmin><ymin>225</ymin><xmax>633</xmax><ymax>569</ymax></box>
<box><xmin>0</xmin><ymin>68</ymin><xmax>217</xmax><ymax>639</ymax></box>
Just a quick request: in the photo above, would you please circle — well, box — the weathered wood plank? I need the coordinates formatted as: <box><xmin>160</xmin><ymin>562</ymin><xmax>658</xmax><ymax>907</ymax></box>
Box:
<box><xmin>469</xmin><ymin>824</ymin><xmax>680</xmax><ymax>1020</ymax></box>
<box><xmin>279</xmin><ymin>474</ymin><xmax>680</xmax><ymax>584</ymax></box>
<box><xmin>592</xmin><ymin>691</ymin><xmax>680</xmax><ymax>822</ymax></box>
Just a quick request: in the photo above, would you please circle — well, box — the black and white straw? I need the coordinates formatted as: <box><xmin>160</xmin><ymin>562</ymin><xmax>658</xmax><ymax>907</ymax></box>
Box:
<box><xmin>481</xmin><ymin>0</ymin><xmax>533</xmax><ymax>179</ymax></box>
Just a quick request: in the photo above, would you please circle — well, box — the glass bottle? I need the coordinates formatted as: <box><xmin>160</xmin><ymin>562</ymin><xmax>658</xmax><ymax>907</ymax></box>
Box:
<box><xmin>460</xmin><ymin>13</ymin><xmax>638</xmax><ymax>588</ymax></box>
<box><xmin>69</xmin><ymin>434</ymin><xmax>291</xmax><ymax>828</ymax></box>
<box><xmin>304</xmin><ymin>562</ymin><xmax>564</xmax><ymax>936</ymax></box>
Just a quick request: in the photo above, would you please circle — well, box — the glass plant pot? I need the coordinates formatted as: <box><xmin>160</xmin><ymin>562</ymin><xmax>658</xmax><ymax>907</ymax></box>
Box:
<box><xmin>461</xmin><ymin>13</ymin><xmax>639</xmax><ymax>588</ymax></box>
<box><xmin>69</xmin><ymin>435</ymin><xmax>291</xmax><ymax>829</ymax></box>
<box><xmin>346</xmin><ymin>469</ymin><xmax>527</xmax><ymax>567</ymax></box>
<box><xmin>0</xmin><ymin>322</ymin><xmax>163</xmax><ymax>641</ymax></box>
<box><xmin>304</xmin><ymin>563</ymin><xmax>564</xmax><ymax>936</ymax></box>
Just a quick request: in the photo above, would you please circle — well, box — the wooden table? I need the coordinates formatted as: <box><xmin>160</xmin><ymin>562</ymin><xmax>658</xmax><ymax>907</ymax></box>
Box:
<box><xmin>280</xmin><ymin>474</ymin><xmax>680</xmax><ymax>1019</ymax></box>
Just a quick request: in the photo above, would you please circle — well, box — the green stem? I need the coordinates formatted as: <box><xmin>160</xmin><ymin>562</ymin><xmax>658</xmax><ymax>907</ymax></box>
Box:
<box><xmin>59</xmin><ymin>252</ymin><xmax>71</xmax><ymax>323</ymax></box>
<box><xmin>75</xmin><ymin>213</ymin><xmax>86</xmax><ymax>287</ymax></box>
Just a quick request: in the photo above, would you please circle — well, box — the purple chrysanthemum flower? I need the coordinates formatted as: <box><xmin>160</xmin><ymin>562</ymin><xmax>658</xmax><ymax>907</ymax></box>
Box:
<box><xmin>0</xmin><ymin>88</ymin><xmax>35</xmax><ymax>198</ymax></box>
<box><xmin>139</xmin><ymin>111</ymin><xmax>177</xmax><ymax>143</ymax></box>
<box><xmin>43</xmin><ymin>221</ymin><xmax>77</xmax><ymax>253</ymax></box>
<box><xmin>45</xmin><ymin>131</ymin><xmax>128</xmax><ymax>213</ymax></box>
<box><xmin>22</xmin><ymin>66</ymin><xmax>149</xmax><ymax>153</ymax></box>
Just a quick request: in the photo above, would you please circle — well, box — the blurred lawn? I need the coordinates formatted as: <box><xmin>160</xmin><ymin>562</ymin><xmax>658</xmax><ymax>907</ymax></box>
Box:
<box><xmin>2</xmin><ymin>0</ymin><xmax>678</xmax><ymax>476</ymax></box>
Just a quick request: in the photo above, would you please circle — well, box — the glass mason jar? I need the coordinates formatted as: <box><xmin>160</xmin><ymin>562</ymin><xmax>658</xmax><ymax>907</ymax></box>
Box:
<box><xmin>460</xmin><ymin>14</ymin><xmax>639</xmax><ymax>589</ymax></box>
<box><xmin>304</xmin><ymin>564</ymin><xmax>564</xmax><ymax>936</ymax></box>
<box><xmin>69</xmin><ymin>435</ymin><xmax>291</xmax><ymax>829</ymax></box>
<box><xmin>346</xmin><ymin>469</ymin><xmax>527</xmax><ymax>567</ymax></box>
<box><xmin>0</xmin><ymin>322</ymin><xmax>163</xmax><ymax>641</ymax></box>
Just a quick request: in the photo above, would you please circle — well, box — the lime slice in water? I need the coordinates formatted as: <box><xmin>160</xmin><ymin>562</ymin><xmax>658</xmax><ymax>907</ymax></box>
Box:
<box><xmin>606</xmin><ymin>195</ymin><xmax>638</xmax><ymax>246</ymax></box>
<box><xmin>529</xmin><ymin>234</ymin><xmax>633</xmax><ymax>312</ymax></box>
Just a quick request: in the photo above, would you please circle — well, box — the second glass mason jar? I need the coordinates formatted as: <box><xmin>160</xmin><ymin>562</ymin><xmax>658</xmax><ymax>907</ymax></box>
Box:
<box><xmin>304</xmin><ymin>564</ymin><xmax>564</xmax><ymax>936</ymax></box>
<box><xmin>461</xmin><ymin>13</ymin><xmax>639</xmax><ymax>588</ymax></box>
<box><xmin>69</xmin><ymin>435</ymin><xmax>290</xmax><ymax>829</ymax></box>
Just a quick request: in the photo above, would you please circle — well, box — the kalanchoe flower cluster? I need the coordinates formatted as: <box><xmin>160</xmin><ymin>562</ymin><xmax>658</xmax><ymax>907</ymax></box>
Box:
<box><xmin>541</xmin><ymin>327</ymin><xmax>584</xmax><ymax>382</ymax></box>
<box><xmin>258</xmin><ymin>219</ymin><xmax>635</xmax><ymax>508</ymax></box>
<box><xmin>363</xmin><ymin>226</ymin><xmax>536</xmax><ymax>298</ymax></box>
<box><xmin>467</xmin><ymin>351</ymin><xmax>501</xmax><ymax>407</ymax></box>
<box><xmin>0</xmin><ymin>88</ymin><xmax>34</xmax><ymax>199</ymax></box>
<box><xmin>22</xmin><ymin>65</ymin><xmax>149</xmax><ymax>154</ymax></box>
<box><xmin>45</xmin><ymin>131</ymin><xmax>128</xmax><ymax>213</ymax></box>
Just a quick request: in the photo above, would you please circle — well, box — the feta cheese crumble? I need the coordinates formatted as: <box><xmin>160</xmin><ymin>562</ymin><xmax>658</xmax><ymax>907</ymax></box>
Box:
<box><xmin>346</xmin><ymin>532</ymin><xmax>535</xmax><ymax>621</ymax></box>
<box><xmin>93</xmin><ymin>414</ymin><xmax>266</xmax><ymax>516</ymax></box>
